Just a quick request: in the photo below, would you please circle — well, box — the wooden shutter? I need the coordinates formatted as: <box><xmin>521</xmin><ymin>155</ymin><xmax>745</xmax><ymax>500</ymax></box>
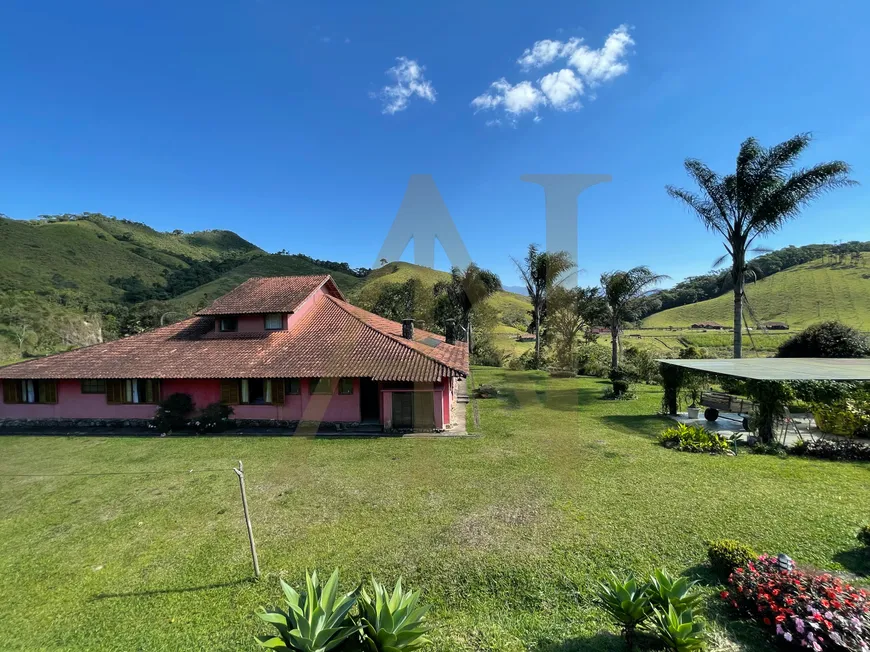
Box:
<box><xmin>2</xmin><ymin>381</ymin><xmax>22</xmax><ymax>404</ymax></box>
<box><xmin>143</xmin><ymin>379</ymin><xmax>160</xmax><ymax>404</ymax></box>
<box><xmin>106</xmin><ymin>380</ymin><xmax>125</xmax><ymax>404</ymax></box>
<box><xmin>38</xmin><ymin>380</ymin><xmax>58</xmax><ymax>404</ymax></box>
<box><xmin>220</xmin><ymin>380</ymin><xmax>240</xmax><ymax>405</ymax></box>
<box><xmin>271</xmin><ymin>379</ymin><xmax>285</xmax><ymax>405</ymax></box>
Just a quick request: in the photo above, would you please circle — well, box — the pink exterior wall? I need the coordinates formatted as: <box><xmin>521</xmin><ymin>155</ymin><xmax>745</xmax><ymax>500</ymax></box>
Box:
<box><xmin>0</xmin><ymin>378</ymin><xmax>361</xmax><ymax>422</ymax></box>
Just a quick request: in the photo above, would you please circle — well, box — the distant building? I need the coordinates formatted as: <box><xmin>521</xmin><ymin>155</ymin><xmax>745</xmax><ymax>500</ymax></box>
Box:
<box><xmin>690</xmin><ymin>321</ymin><xmax>725</xmax><ymax>330</ymax></box>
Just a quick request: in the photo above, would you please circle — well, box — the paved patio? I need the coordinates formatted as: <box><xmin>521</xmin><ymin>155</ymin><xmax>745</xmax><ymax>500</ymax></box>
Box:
<box><xmin>666</xmin><ymin>411</ymin><xmax>827</xmax><ymax>445</ymax></box>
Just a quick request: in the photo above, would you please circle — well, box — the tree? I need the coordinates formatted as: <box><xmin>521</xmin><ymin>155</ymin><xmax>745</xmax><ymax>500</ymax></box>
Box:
<box><xmin>369</xmin><ymin>278</ymin><xmax>431</xmax><ymax>325</ymax></box>
<box><xmin>601</xmin><ymin>267</ymin><xmax>667</xmax><ymax>372</ymax></box>
<box><xmin>433</xmin><ymin>263</ymin><xmax>501</xmax><ymax>352</ymax></box>
<box><xmin>666</xmin><ymin>133</ymin><xmax>856</xmax><ymax>357</ymax></box>
<box><xmin>777</xmin><ymin>321</ymin><xmax>870</xmax><ymax>358</ymax></box>
<box><xmin>546</xmin><ymin>286</ymin><xmax>607</xmax><ymax>370</ymax></box>
<box><xmin>512</xmin><ymin>244</ymin><xmax>574</xmax><ymax>364</ymax></box>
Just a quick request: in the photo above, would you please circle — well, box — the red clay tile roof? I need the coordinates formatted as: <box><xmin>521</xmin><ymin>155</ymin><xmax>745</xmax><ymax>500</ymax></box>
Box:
<box><xmin>196</xmin><ymin>275</ymin><xmax>344</xmax><ymax>315</ymax></box>
<box><xmin>0</xmin><ymin>281</ymin><xmax>468</xmax><ymax>382</ymax></box>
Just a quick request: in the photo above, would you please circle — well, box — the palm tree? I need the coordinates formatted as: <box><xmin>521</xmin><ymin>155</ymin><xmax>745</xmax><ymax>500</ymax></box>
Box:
<box><xmin>434</xmin><ymin>263</ymin><xmax>501</xmax><ymax>353</ymax></box>
<box><xmin>666</xmin><ymin>134</ymin><xmax>855</xmax><ymax>358</ymax></box>
<box><xmin>601</xmin><ymin>267</ymin><xmax>667</xmax><ymax>372</ymax></box>
<box><xmin>512</xmin><ymin>244</ymin><xmax>574</xmax><ymax>364</ymax></box>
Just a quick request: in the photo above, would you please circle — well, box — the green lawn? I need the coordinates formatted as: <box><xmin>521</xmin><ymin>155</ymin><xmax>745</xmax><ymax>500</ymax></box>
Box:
<box><xmin>1</xmin><ymin>370</ymin><xmax>868</xmax><ymax>651</ymax></box>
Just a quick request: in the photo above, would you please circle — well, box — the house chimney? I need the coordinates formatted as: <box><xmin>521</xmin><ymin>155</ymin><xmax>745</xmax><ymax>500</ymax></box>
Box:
<box><xmin>402</xmin><ymin>318</ymin><xmax>414</xmax><ymax>340</ymax></box>
<box><xmin>445</xmin><ymin>319</ymin><xmax>456</xmax><ymax>345</ymax></box>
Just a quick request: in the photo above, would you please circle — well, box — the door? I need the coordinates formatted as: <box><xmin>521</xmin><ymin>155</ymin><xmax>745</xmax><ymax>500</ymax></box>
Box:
<box><xmin>360</xmin><ymin>377</ymin><xmax>380</xmax><ymax>422</ymax></box>
<box><xmin>392</xmin><ymin>392</ymin><xmax>414</xmax><ymax>428</ymax></box>
<box><xmin>391</xmin><ymin>391</ymin><xmax>435</xmax><ymax>429</ymax></box>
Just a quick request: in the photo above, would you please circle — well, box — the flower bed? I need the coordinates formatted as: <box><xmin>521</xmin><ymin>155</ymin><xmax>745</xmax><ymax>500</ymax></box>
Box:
<box><xmin>723</xmin><ymin>554</ymin><xmax>869</xmax><ymax>650</ymax></box>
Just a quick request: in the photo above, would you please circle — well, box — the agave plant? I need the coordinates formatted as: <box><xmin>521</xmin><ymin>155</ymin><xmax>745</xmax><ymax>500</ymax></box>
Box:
<box><xmin>646</xmin><ymin>569</ymin><xmax>704</xmax><ymax>612</ymax></box>
<box><xmin>358</xmin><ymin>577</ymin><xmax>431</xmax><ymax>651</ymax></box>
<box><xmin>256</xmin><ymin>569</ymin><xmax>361</xmax><ymax>652</ymax></box>
<box><xmin>649</xmin><ymin>604</ymin><xmax>705</xmax><ymax>652</ymax></box>
<box><xmin>596</xmin><ymin>572</ymin><xmax>652</xmax><ymax>650</ymax></box>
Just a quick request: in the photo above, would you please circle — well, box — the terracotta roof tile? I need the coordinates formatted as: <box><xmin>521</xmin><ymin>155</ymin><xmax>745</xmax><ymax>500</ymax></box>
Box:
<box><xmin>196</xmin><ymin>275</ymin><xmax>343</xmax><ymax>315</ymax></box>
<box><xmin>0</xmin><ymin>281</ymin><xmax>468</xmax><ymax>382</ymax></box>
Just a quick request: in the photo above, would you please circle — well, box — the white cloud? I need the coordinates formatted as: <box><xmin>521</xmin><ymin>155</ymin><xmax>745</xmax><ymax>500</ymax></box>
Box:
<box><xmin>471</xmin><ymin>78</ymin><xmax>546</xmax><ymax>121</ymax></box>
<box><xmin>517</xmin><ymin>37</ymin><xmax>581</xmax><ymax>70</ymax></box>
<box><xmin>373</xmin><ymin>57</ymin><xmax>437</xmax><ymax>115</ymax></box>
<box><xmin>474</xmin><ymin>25</ymin><xmax>634</xmax><ymax>125</ymax></box>
<box><xmin>568</xmin><ymin>24</ymin><xmax>633</xmax><ymax>84</ymax></box>
<box><xmin>538</xmin><ymin>68</ymin><xmax>583</xmax><ymax>110</ymax></box>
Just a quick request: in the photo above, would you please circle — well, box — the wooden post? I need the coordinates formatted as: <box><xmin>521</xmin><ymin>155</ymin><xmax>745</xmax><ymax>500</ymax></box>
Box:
<box><xmin>233</xmin><ymin>460</ymin><xmax>260</xmax><ymax>579</ymax></box>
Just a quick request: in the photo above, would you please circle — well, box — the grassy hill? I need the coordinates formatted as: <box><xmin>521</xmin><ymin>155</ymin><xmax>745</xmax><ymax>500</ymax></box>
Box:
<box><xmin>165</xmin><ymin>255</ymin><xmax>366</xmax><ymax>312</ymax></box>
<box><xmin>644</xmin><ymin>253</ymin><xmax>870</xmax><ymax>330</ymax></box>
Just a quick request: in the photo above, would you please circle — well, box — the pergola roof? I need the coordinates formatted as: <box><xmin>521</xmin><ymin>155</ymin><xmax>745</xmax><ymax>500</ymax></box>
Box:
<box><xmin>658</xmin><ymin>358</ymin><xmax>870</xmax><ymax>381</ymax></box>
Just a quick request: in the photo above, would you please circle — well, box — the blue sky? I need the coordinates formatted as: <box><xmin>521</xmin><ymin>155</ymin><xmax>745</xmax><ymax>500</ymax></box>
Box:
<box><xmin>1</xmin><ymin>0</ymin><xmax>868</xmax><ymax>288</ymax></box>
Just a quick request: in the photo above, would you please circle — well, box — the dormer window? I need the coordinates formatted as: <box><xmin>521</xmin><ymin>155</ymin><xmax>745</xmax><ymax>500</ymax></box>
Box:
<box><xmin>219</xmin><ymin>317</ymin><xmax>238</xmax><ymax>332</ymax></box>
<box><xmin>264</xmin><ymin>313</ymin><xmax>283</xmax><ymax>331</ymax></box>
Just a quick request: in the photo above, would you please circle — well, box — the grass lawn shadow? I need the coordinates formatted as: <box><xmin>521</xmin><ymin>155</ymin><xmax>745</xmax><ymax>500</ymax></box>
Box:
<box><xmin>91</xmin><ymin>578</ymin><xmax>253</xmax><ymax>600</ymax></box>
<box><xmin>599</xmin><ymin>414</ymin><xmax>669</xmax><ymax>439</ymax></box>
<box><xmin>833</xmin><ymin>547</ymin><xmax>870</xmax><ymax>577</ymax></box>
<box><xmin>531</xmin><ymin>631</ymin><xmax>633</xmax><ymax>652</ymax></box>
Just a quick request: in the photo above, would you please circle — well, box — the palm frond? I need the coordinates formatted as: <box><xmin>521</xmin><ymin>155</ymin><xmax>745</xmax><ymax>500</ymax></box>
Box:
<box><xmin>665</xmin><ymin>186</ymin><xmax>729</xmax><ymax>238</ymax></box>
<box><xmin>752</xmin><ymin>160</ymin><xmax>857</xmax><ymax>235</ymax></box>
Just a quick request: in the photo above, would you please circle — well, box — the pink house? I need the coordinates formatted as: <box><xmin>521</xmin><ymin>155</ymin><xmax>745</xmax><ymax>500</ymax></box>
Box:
<box><xmin>0</xmin><ymin>276</ymin><xmax>468</xmax><ymax>432</ymax></box>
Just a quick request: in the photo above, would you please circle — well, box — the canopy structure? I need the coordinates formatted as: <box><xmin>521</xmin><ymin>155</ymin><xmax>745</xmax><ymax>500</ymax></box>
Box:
<box><xmin>657</xmin><ymin>358</ymin><xmax>870</xmax><ymax>381</ymax></box>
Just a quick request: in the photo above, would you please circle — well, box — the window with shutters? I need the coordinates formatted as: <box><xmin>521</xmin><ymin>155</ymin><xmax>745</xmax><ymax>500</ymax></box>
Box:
<box><xmin>264</xmin><ymin>313</ymin><xmax>284</xmax><ymax>330</ymax></box>
<box><xmin>285</xmin><ymin>378</ymin><xmax>301</xmax><ymax>395</ymax></box>
<box><xmin>105</xmin><ymin>379</ymin><xmax>160</xmax><ymax>404</ymax></box>
<box><xmin>81</xmin><ymin>379</ymin><xmax>106</xmax><ymax>394</ymax></box>
<box><xmin>220</xmin><ymin>380</ymin><xmax>240</xmax><ymax>405</ymax></box>
<box><xmin>338</xmin><ymin>378</ymin><xmax>354</xmax><ymax>395</ymax></box>
<box><xmin>309</xmin><ymin>377</ymin><xmax>332</xmax><ymax>394</ymax></box>
<box><xmin>2</xmin><ymin>380</ymin><xmax>57</xmax><ymax>404</ymax></box>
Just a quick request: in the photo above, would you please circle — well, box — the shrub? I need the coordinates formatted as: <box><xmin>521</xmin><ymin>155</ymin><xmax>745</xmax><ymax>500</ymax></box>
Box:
<box><xmin>706</xmin><ymin>539</ymin><xmax>757</xmax><ymax>580</ymax></box>
<box><xmin>602</xmin><ymin>379</ymin><xmax>635</xmax><ymax>401</ymax></box>
<box><xmin>646</xmin><ymin>569</ymin><xmax>703</xmax><ymax>612</ymax></box>
<box><xmin>648</xmin><ymin>605</ymin><xmax>705</xmax><ymax>652</ymax></box>
<box><xmin>596</xmin><ymin>572</ymin><xmax>652</xmax><ymax>650</ymax></box>
<box><xmin>576</xmin><ymin>343</ymin><xmax>610</xmax><ymax>377</ymax></box>
<box><xmin>812</xmin><ymin>396</ymin><xmax>870</xmax><ymax>437</ymax></box>
<box><xmin>472</xmin><ymin>384</ymin><xmax>499</xmax><ymax>399</ymax></box>
<box><xmin>723</xmin><ymin>554</ymin><xmax>870</xmax><ymax>651</ymax></box>
<box><xmin>777</xmin><ymin>321</ymin><xmax>870</xmax><ymax>359</ymax></box>
<box><xmin>658</xmin><ymin>424</ymin><xmax>730</xmax><ymax>454</ymax></box>
<box><xmin>507</xmin><ymin>349</ymin><xmax>540</xmax><ymax>370</ymax></box>
<box><xmin>152</xmin><ymin>393</ymin><xmax>194</xmax><ymax>434</ymax></box>
<box><xmin>789</xmin><ymin>437</ymin><xmax>870</xmax><ymax>462</ymax></box>
<box><xmin>358</xmin><ymin>577</ymin><xmax>431</xmax><ymax>651</ymax></box>
<box><xmin>858</xmin><ymin>525</ymin><xmax>870</xmax><ymax>548</ymax></box>
<box><xmin>678</xmin><ymin>344</ymin><xmax>709</xmax><ymax>360</ymax></box>
<box><xmin>623</xmin><ymin>346</ymin><xmax>661</xmax><ymax>384</ymax></box>
<box><xmin>194</xmin><ymin>403</ymin><xmax>234</xmax><ymax>434</ymax></box>
<box><xmin>256</xmin><ymin>569</ymin><xmax>359</xmax><ymax>652</ymax></box>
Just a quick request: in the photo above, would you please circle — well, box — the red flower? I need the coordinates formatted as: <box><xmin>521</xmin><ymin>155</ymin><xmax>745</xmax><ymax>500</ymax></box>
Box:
<box><xmin>763</xmin><ymin>617</ymin><xmax>771</xmax><ymax>626</ymax></box>
<box><xmin>775</xmin><ymin>614</ymin><xmax>786</xmax><ymax>623</ymax></box>
<box><xmin>720</xmin><ymin>591</ymin><xmax>729</xmax><ymax>599</ymax></box>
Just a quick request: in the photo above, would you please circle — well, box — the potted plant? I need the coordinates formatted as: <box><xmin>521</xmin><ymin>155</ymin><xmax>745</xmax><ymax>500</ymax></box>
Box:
<box><xmin>682</xmin><ymin>376</ymin><xmax>705</xmax><ymax>419</ymax></box>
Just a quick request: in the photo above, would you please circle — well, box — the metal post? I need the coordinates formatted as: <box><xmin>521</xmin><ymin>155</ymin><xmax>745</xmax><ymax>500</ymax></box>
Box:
<box><xmin>233</xmin><ymin>460</ymin><xmax>260</xmax><ymax>579</ymax></box>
